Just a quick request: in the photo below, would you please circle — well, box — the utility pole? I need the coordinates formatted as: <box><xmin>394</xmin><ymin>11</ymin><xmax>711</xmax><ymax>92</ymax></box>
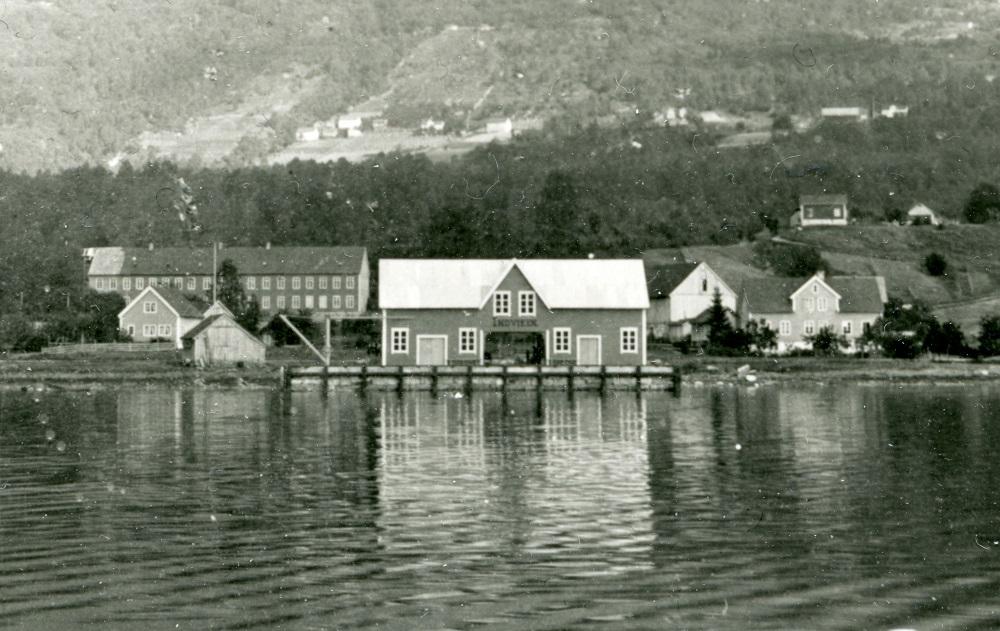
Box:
<box><xmin>212</xmin><ymin>241</ymin><xmax>218</xmax><ymax>303</ymax></box>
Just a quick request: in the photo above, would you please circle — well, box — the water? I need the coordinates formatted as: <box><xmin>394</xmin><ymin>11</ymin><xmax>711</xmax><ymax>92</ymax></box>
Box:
<box><xmin>2</xmin><ymin>385</ymin><xmax>1000</xmax><ymax>630</ymax></box>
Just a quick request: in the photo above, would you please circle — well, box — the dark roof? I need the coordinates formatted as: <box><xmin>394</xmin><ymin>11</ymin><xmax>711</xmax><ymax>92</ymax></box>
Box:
<box><xmin>97</xmin><ymin>246</ymin><xmax>366</xmax><ymax>276</ymax></box>
<box><xmin>741</xmin><ymin>276</ymin><xmax>884</xmax><ymax>314</ymax></box>
<box><xmin>182</xmin><ymin>314</ymin><xmax>222</xmax><ymax>339</ymax></box>
<box><xmin>800</xmin><ymin>194</ymin><xmax>848</xmax><ymax>206</ymax></box>
<box><xmin>646</xmin><ymin>263</ymin><xmax>698</xmax><ymax>298</ymax></box>
<box><xmin>152</xmin><ymin>286</ymin><xmax>207</xmax><ymax>318</ymax></box>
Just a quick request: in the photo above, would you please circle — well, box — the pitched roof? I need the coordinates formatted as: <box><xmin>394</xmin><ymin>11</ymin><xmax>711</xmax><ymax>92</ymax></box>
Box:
<box><xmin>152</xmin><ymin>286</ymin><xmax>207</xmax><ymax>318</ymax></box>
<box><xmin>800</xmin><ymin>194</ymin><xmax>848</xmax><ymax>206</ymax></box>
<box><xmin>86</xmin><ymin>246</ymin><xmax>366</xmax><ymax>276</ymax></box>
<box><xmin>379</xmin><ymin>259</ymin><xmax>649</xmax><ymax>310</ymax></box>
<box><xmin>907</xmin><ymin>203</ymin><xmax>935</xmax><ymax>215</ymax></box>
<box><xmin>645</xmin><ymin>263</ymin><xmax>698</xmax><ymax>298</ymax></box>
<box><xmin>182</xmin><ymin>313</ymin><xmax>264</xmax><ymax>346</ymax></box>
<box><xmin>741</xmin><ymin>275</ymin><xmax>885</xmax><ymax>314</ymax></box>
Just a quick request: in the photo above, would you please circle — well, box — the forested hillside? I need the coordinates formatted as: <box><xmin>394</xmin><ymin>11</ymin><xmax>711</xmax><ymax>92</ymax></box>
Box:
<box><xmin>2</xmin><ymin>0</ymin><xmax>999</xmax><ymax>171</ymax></box>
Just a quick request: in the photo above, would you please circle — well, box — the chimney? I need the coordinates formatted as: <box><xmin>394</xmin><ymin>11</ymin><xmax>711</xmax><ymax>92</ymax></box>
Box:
<box><xmin>816</xmin><ymin>270</ymin><xmax>825</xmax><ymax>280</ymax></box>
<box><xmin>265</xmin><ymin>242</ymin><xmax>271</xmax><ymax>250</ymax></box>
<box><xmin>148</xmin><ymin>242</ymin><xmax>154</xmax><ymax>251</ymax></box>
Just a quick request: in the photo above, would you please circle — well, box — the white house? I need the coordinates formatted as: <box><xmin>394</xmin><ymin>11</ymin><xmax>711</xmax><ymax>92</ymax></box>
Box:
<box><xmin>485</xmin><ymin>117</ymin><xmax>513</xmax><ymax>138</ymax></box>
<box><xmin>337</xmin><ymin>115</ymin><xmax>363</xmax><ymax>136</ymax></box>
<box><xmin>907</xmin><ymin>203</ymin><xmax>939</xmax><ymax>226</ymax></box>
<box><xmin>646</xmin><ymin>262</ymin><xmax>736</xmax><ymax>340</ymax></box>
<box><xmin>820</xmin><ymin>107</ymin><xmax>868</xmax><ymax>122</ymax></box>
<box><xmin>118</xmin><ymin>286</ymin><xmax>205</xmax><ymax>349</ymax></box>
<box><xmin>295</xmin><ymin>126</ymin><xmax>320</xmax><ymax>142</ymax></box>
<box><xmin>879</xmin><ymin>104</ymin><xmax>909</xmax><ymax>119</ymax></box>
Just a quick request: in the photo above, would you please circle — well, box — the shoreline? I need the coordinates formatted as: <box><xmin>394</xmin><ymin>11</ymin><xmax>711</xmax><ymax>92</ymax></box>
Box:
<box><xmin>2</xmin><ymin>354</ymin><xmax>999</xmax><ymax>390</ymax></box>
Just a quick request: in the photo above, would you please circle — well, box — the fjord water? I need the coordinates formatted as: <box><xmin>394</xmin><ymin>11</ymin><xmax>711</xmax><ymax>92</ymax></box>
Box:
<box><xmin>2</xmin><ymin>386</ymin><xmax>999</xmax><ymax>630</ymax></box>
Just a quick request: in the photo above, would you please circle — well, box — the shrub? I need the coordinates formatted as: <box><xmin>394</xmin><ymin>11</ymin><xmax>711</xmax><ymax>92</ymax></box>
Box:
<box><xmin>923</xmin><ymin>252</ymin><xmax>948</xmax><ymax>276</ymax></box>
<box><xmin>978</xmin><ymin>315</ymin><xmax>1000</xmax><ymax>357</ymax></box>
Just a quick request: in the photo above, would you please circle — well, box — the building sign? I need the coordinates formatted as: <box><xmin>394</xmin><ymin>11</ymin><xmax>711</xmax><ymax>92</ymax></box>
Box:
<box><xmin>493</xmin><ymin>318</ymin><xmax>538</xmax><ymax>329</ymax></box>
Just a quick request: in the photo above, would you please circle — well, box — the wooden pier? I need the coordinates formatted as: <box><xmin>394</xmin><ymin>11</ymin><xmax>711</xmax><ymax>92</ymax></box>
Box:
<box><xmin>283</xmin><ymin>365</ymin><xmax>679</xmax><ymax>393</ymax></box>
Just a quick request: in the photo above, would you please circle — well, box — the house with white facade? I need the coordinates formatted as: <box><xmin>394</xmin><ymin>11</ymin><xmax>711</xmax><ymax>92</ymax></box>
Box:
<box><xmin>646</xmin><ymin>262</ymin><xmax>736</xmax><ymax>340</ymax></box>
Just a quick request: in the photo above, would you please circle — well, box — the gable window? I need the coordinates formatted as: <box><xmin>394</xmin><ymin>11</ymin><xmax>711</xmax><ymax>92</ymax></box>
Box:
<box><xmin>459</xmin><ymin>328</ymin><xmax>477</xmax><ymax>354</ymax></box>
<box><xmin>143</xmin><ymin>301</ymin><xmax>157</xmax><ymax>314</ymax></box>
<box><xmin>779</xmin><ymin>320</ymin><xmax>791</xmax><ymax>336</ymax></box>
<box><xmin>804</xmin><ymin>320</ymin><xmax>815</xmax><ymax>335</ymax></box>
<box><xmin>346</xmin><ymin>295</ymin><xmax>355</xmax><ymax>310</ymax></box>
<box><xmin>817</xmin><ymin>296</ymin><xmax>828</xmax><ymax>312</ymax></box>
<box><xmin>262</xmin><ymin>277</ymin><xmax>271</xmax><ymax>290</ymax></box>
<box><xmin>493</xmin><ymin>291</ymin><xmax>511</xmax><ymax>316</ymax></box>
<box><xmin>553</xmin><ymin>328</ymin><xmax>571</xmax><ymax>353</ymax></box>
<box><xmin>246</xmin><ymin>276</ymin><xmax>256</xmax><ymax>290</ymax></box>
<box><xmin>701</xmin><ymin>277</ymin><xmax>708</xmax><ymax>292</ymax></box>
<box><xmin>842</xmin><ymin>320</ymin><xmax>853</xmax><ymax>335</ymax></box>
<box><xmin>812</xmin><ymin>283</ymin><xmax>819</xmax><ymax>294</ymax></box>
<box><xmin>620</xmin><ymin>327</ymin><xmax>638</xmax><ymax>353</ymax></box>
<box><xmin>122</xmin><ymin>277</ymin><xmax>131</xmax><ymax>291</ymax></box>
<box><xmin>305</xmin><ymin>276</ymin><xmax>314</xmax><ymax>290</ymax></box>
<box><xmin>318</xmin><ymin>276</ymin><xmax>327</xmax><ymax>290</ymax></box>
<box><xmin>518</xmin><ymin>291</ymin><xmax>536</xmax><ymax>317</ymax></box>
<box><xmin>346</xmin><ymin>276</ymin><xmax>355</xmax><ymax>290</ymax></box>
<box><xmin>277</xmin><ymin>277</ymin><xmax>286</xmax><ymax>290</ymax></box>
<box><xmin>292</xmin><ymin>277</ymin><xmax>301</xmax><ymax>290</ymax></box>
<box><xmin>391</xmin><ymin>328</ymin><xmax>409</xmax><ymax>353</ymax></box>
<box><xmin>332</xmin><ymin>276</ymin><xmax>341</xmax><ymax>290</ymax></box>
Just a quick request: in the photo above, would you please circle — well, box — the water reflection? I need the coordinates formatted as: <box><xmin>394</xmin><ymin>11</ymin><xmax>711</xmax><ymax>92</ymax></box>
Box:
<box><xmin>2</xmin><ymin>385</ymin><xmax>1000</xmax><ymax>629</ymax></box>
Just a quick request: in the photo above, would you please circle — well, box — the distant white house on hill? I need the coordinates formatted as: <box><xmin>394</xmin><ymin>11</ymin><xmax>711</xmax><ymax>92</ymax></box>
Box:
<box><xmin>295</xmin><ymin>126</ymin><xmax>320</xmax><ymax>142</ymax></box>
<box><xmin>907</xmin><ymin>203</ymin><xmax>939</xmax><ymax>226</ymax></box>
<box><xmin>880</xmin><ymin>104</ymin><xmax>909</xmax><ymax>119</ymax></box>
<box><xmin>337</xmin><ymin>115</ymin><xmax>363</xmax><ymax>137</ymax></box>
<box><xmin>485</xmin><ymin>117</ymin><xmax>513</xmax><ymax>139</ymax></box>
<box><xmin>420</xmin><ymin>118</ymin><xmax>446</xmax><ymax>133</ymax></box>
<box><xmin>821</xmin><ymin>107</ymin><xmax>868</xmax><ymax>122</ymax></box>
<box><xmin>790</xmin><ymin>194</ymin><xmax>849</xmax><ymax>228</ymax></box>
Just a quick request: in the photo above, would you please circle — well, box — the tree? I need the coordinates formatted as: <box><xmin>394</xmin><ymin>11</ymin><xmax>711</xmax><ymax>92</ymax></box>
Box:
<box><xmin>745</xmin><ymin>319</ymin><xmax>777</xmax><ymax>353</ymax></box>
<box><xmin>216</xmin><ymin>259</ymin><xmax>261</xmax><ymax>332</ymax></box>
<box><xmin>964</xmin><ymin>183</ymin><xmax>1000</xmax><ymax>224</ymax></box>
<box><xmin>925</xmin><ymin>320</ymin><xmax>966</xmax><ymax>356</ymax></box>
<box><xmin>978</xmin><ymin>314</ymin><xmax>1000</xmax><ymax>357</ymax></box>
<box><xmin>863</xmin><ymin>297</ymin><xmax>937</xmax><ymax>358</ymax></box>
<box><xmin>705</xmin><ymin>288</ymin><xmax>735</xmax><ymax>354</ymax></box>
<box><xmin>753</xmin><ymin>241</ymin><xmax>829</xmax><ymax>277</ymax></box>
<box><xmin>923</xmin><ymin>252</ymin><xmax>948</xmax><ymax>276</ymax></box>
<box><xmin>805</xmin><ymin>326</ymin><xmax>849</xmax><ymax>356</ymax></box>
<box><xmin>533</xmin><ymin>170</ymin><xmax>583</xmax><ymax>257</ymax></box>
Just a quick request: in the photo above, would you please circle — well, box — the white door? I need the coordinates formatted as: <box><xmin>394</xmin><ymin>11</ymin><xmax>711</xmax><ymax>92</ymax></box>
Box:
<box><xmin>417</xmin><ymin>336</ymin><xmax>447</xmax><ymax>366</ymax></box>
<box><xmin>577</xmin><ymin>335</ymin><xmax>601</xmax><ymax>366</ymax></box>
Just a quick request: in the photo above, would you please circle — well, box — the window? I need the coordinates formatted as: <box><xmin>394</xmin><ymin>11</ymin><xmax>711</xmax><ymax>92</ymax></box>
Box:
<box><xmin>863</xmin><ymin>322</ymin><xmax>871</xmax><ymax>335</ymax></box>
<box><xmin>318</xmin><ymin>295</ymin><xmax>327</xmax><ymax>309</ymax></box>
<box><xmin>518</xmin><ymin>291</ymin><xmax>536</xmax><ymax>317</ymax></box>
<box><xmin>779</xmin><ymin>320</ymin><xmax>791</xmax><ymax>336</ymax></box>
<box><xmin>262</xmin><ymin>277</ymin><xmax>271</xmax><ymax>290</ymax></box>
<box><xmin>277</xmin><ymin>277</ymin><xmax>286</xmax><ymax>290</ymax></box>
<box><xmin>701</xmin><ymin>277</ymin><xmax>708</xmax><ymax>292</ymax></box>
<box><xmin>276</xmin><ymin>295</ymin><xmax>285</xmax><ymax>309</ymax></box>
<box><xmin>158</xmin><ymin>324</ymin><xmax>171</xmax><ymax>337</ymax></box>
<box><xmin>817</xmin><ymin>296</ymin><xmax>827</xmax><ymax>312</ymax></box>
<box><xmin>553</xmin><ymin>328</ymin><xmax>571</xmax><ymax>353</ymax></box>
<box><xmin>142</xmin><ymin>324</ymin><xmax>156</xmax><ymax>337</ymax></box>
<box><xmin>346</xmin><ymin>276</ymin><xmax>355</xmax><ymax>290</ymax></box>
<box><xmin>620</xmin><ymin>327</ymin><xmax>638</xmax><ymax>353</ymax></box>
<box><xmin>261</xmin><ymin>295</ymin><xmax>270</xmax><ymax>310</ymax></box>
<box><xmin>95</xmin><ymin>277</ymin><xmax>105</xmax><ymax>290</ymax></box>
<box><xmin>804</xmin><ymin>320</ymin><xmax>815</xmax><ymax>335</ymax></box>
<box><xmin>459</xmin><ymin>328</ymin><xmax>477</xmax><ymax>353</ymax></box>
<box><xmin>765</xmin><ymin>320</ymin><xmax>774</xmax><ymax>331</ymax></box>
<box><xmin>391</xmin><ymin>328</ymin><xmax>409</xmax><ymax>353</ymax></box>
<box><xmin>126</xmin><ymin>325</ymin><xmax>135</xmax><ymax>337</ymax></box>
<box><xmin>833</xmin><ymin>207</ymin><xmax>842</xmax><ymax>217</ymax></box>
<box><xmin>143</xmin><ymin>301</ymin><xmax>157</xmax><ymax>314</ymax></box>
<box><xmin>305</xmin><ymin>276</ymin><xmax>314</xmax><ymax>290</ymax></box>
<box><xmin>332</xmin><ymin>295</ymin><xmax>342</xmax><ymax>309</ymax></box>
<box><xmin>246</xmin><ymin>276</ymin><xmax>256</xmax><ymax>290</ymax></box>
<box><xmin>318</xmin><ymin>276</ymin><xmax>327</xmax><ymax>290</ymax></box>
<box><xmin>345</xmin><ymin>295</ymin><xmax>355</xmax><ymax>310</ymax></box>
<box><xmin>109</xmin><ymin>277</ymin><xmax>117</xmax><ymax>290</ymax></box>
<box><xmin>122</xmin><ymin>277</ymin><xmax>131</xmax><ymax>291</ymax></box>
<box><xmin>804</xmin><ymin>297</ymin><xmax>814</xmax><ymax>312</ymax></box>
<box><xmin>203</xmin><ymin>277</ymin><xmax>211</xmax><ymax>291</ymax></box>
<box><xmin>812</xmin><ymin>283</ymin><xmax>819</xmax><ymax>294</ymax></box>
<box><xmin>842</xmin><ymin>320</ymin><xmax>853</xmax><ymax>335</ymax></box>
<box><xmin>135</xmin><ymin>277</ymin><xmax>144</xmax><ymax>290</ymax></box>
<box><xmin>160</xmin><ymin>277</ymin><xmax>169</xmax><ymax>288</ymax></box>
<box><xmin>493</xmin><ymin>291</ymin><xmax>511</xmax><ymax>316</ymax></box>
<box><xmin>173</xmin><ymin>277</ymin><xmax>183</xmax><ymax>289</ymax></box>
<box><xmin>332</xmin><ymin>276</ymin><xmax>341</xmax><ymax>290</ymax></box>
<box><xmin>305</xmin><ymin>295</ymin><xmax>314</xmax><ymax>309</ymax></box>
<box><xmin>292</xmin><ymin>277</ymin><xmax>301</xmax><ymax>290</ymax></box>
<box><xmin>291</xmin><ymin>295</ymin><xmax>301</xmax><ymax>309</ymax></box>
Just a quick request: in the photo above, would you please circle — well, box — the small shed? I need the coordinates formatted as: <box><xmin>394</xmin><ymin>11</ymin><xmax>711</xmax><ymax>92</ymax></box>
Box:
<box><xmin>907</xmin><ymin>203</ymin><xmax>939</xmax><ymax>226</ymax></box>
<box><xmin>182</xmin><ymin>314</ymin><xmax>266</xmax><ymax>366</ymax></box>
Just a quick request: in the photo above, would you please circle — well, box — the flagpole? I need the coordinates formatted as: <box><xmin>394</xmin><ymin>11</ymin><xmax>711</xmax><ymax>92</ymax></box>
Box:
<box><xmin>212</xmin><ymin>241</ymin><xmax>218</xmax><ymax>303</ymax></box>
